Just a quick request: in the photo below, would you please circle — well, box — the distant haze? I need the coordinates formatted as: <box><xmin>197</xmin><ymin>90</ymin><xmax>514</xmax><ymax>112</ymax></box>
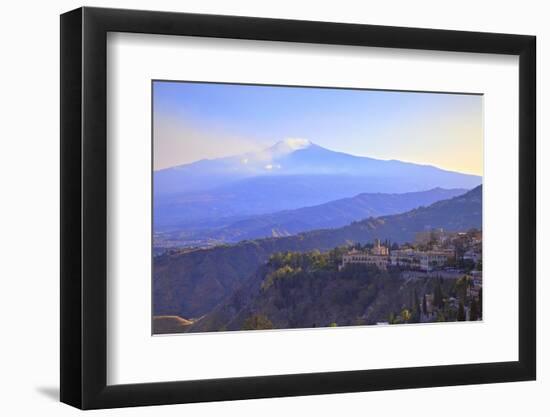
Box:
<box><xmin>153</xmin><ymin>81</ymin><xmax>483</xmax><ymax>175</ymax></box>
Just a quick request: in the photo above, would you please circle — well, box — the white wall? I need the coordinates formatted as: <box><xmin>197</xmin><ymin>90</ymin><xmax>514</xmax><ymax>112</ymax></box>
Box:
<box><xmin>0</xmin><ymin>0</ymin><xmax>546</xmax><ymax>415</ymax></box>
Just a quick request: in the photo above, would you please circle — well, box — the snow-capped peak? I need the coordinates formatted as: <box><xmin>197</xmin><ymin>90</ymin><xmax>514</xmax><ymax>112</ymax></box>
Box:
<box><xmin>281</xmin><ymin>138</ymin><xmax>312</xmax><ymax>150</ymax></box>
<box><xmin>269</xmin><ymin>138</ymin><xmax>312</xmax><ymax>155</ymax></box>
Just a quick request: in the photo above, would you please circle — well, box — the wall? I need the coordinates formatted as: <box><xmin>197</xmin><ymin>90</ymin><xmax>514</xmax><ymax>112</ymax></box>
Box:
<box><xmin>0</xmin><ymin>0</ymin><xmax>546</xmax><ymax>415</ymax></box>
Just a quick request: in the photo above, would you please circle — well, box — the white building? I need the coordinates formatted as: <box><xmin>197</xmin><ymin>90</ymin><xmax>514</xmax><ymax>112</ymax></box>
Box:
<box><xmin>390</xmin><ymin>249</ymin><xmax>453</xmax><ymax>272</ymax></box>
<box><xmin>419</xmin><ymin>251</ymin><xmax>452</xmax><ymax>272</ymax></box>
<box><xmin>389</xmin><ymin>249</ymin><xmax>419</xmax><ymax>269</ymax></box>
<box><xmin>371</xmin><ymin>239</ymin><xmax>389</xmax><ymax>256</ymax></box>
<box><xmin>340</xmin><ymin>241</ymin><xmax>390</xmax><ymax>270</ymax></box>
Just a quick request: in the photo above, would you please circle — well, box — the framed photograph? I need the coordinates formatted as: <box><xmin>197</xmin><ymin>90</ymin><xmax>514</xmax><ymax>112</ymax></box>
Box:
<box><xmin>60</xmin><ymin>7</ymin><xmax>536</xmax><ymax>409</ymax></box>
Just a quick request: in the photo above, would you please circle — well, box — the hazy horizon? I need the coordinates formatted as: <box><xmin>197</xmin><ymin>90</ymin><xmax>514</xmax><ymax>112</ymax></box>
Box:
<box><xmin>153</xmin><ymin>81</ymin><xmax>483</xmax><ymax>175</ymax></box>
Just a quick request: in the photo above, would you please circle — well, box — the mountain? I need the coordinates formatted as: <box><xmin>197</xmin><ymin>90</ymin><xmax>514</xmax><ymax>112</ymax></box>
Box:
<box><xmin>154</xmin><ymin>138</ymin><xmax>317</xmax><ymax>195</ymax></box>
<box><xmin>156</xmin><ymin>187</ymin><xmax>467</xmax><ymax>247</ymax></box>
<box><xmin>153</xmin><ymin>140</ymin><xmax>481</xmax><ymax>228</ymax></box>
<box><xmin>153</xmin><ymin>186</ymin><xmax>482</xmax><ymax>319</ymax></box>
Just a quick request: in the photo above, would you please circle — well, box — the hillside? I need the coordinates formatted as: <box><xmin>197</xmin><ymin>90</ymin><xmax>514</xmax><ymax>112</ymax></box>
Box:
<box><xmin>152</xmin><ymin>316</ymin><xmax>193</xmax><ymax>334</ymax></box>
<box><xmin>187</xmin><ymin>252</ymin><xmax>473</xmax><ymax>333</ymax></box>
<box><xmin>153</xmin><ymin>186</ymin><xmax>482</xmax><ymax>318</ymax></box>
<box><xmin>155</xmin><ymin>187</ymin><xmax>467</xmax><ymax>247</ymax></box>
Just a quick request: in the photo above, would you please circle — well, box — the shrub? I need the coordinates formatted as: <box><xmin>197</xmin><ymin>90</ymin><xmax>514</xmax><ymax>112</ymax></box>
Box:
<box><xmin>242</xmin><ymin>314</ymin><xmax>274</xmax><ymax>330</ymax></box>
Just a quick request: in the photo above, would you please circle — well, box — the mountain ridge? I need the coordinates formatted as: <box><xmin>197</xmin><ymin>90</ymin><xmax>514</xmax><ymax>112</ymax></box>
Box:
<box><xmin>155</xmin><ymin>187</ymin><xmax>467</xmax><ymax>247</ymax></box>
<box><xmin>154</xmin><ymin>140</ymin><xmax>481</xmax><ymax>228</ymax></box>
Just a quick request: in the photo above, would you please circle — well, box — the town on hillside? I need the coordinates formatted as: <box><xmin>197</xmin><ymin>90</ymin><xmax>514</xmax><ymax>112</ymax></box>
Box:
<box><xmin>339</xmin><ymin>228</ymin><xmax>482</xmax><ymax>324</ymax></box>
<box><xmin>340</xmin><ymin>229</ymin><xmax>481</xmax><ymax>273</ymax></box>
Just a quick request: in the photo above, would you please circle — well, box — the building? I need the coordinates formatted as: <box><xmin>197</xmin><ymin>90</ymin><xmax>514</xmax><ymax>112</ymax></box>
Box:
<box><xmin>390</xmin><ymin>249</ymin><xmax>453</xmax><ymax>272</ymax></box>
<box><xmin>340</xmin><ymin>239</ymin><xmax>455</xmax><ymax>272</ymax></box>
<box><xmin>340</xmin><ymin>240</ymin><xmax>390</xmax><ymax>270</ymax></box>
<box><xmin>471</xmin><ymin>270</ymin><xmax>482</xmax><ymax>287</ymax></box>
<box><xmin>468</xmin><ymin>270</ymin><xmax>483</xmax><ymax>298</ymax></box>
<box><xmin>463</xmin><ymin>250</ymin><xmax>481</xmax><ymax>264</ymax></box>
<box><xmin>371</xmin><ymin>239</ymin><xmax>389</xmax><ymax>256</ymax></box>
<box><xmin>341</xmin><ymin>249</ymin><xmax>389</xmax><ymax>270</ymax></box>
<box><xmin>419</xmin><ymin>251</ymin><xmax>453</xmax><ymax>272</ymax></box>
<box><xmin>389</xmin><ymin>249</ymin><xmax>419</xmax><ymax>268</ymax></box>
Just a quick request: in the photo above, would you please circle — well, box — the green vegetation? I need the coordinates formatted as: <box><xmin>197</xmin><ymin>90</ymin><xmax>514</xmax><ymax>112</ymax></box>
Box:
<box><xmin>261</xmin><ymin>265</ymin><xmax>301</xmax><ymax>291</ymax></box>
<box><xmin>188</xmin><ymin>246</ymin><xmax>482</xmax><ymax>333</ymax></box>
<box><xmin>242</xmin><ymin>314</ymin><xmax>274</xmax><ymax>330</ymax></box>
<box><xmin>470</xmin><ymin>297</ymin><xmax>480</xmax><ymax>321</ymax></box>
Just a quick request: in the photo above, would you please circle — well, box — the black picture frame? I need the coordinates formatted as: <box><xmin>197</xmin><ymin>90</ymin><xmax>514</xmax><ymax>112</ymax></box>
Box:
<box><xmin>60</xmin><ymin>6</ymin><xmax>536</xmax><ymax>410</ymax></box>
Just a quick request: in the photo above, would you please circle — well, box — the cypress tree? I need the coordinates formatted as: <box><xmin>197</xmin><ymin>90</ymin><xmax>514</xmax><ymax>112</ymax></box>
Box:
<box><xmin>411</xmin><ymin>288</ymin><xmax>421</xmax><ymax>323</ymax></box>
<box><xmin>434</xmin><ymin>281</ymin><xmax>444</xmax><ymax>309</ymax></box>
<box><xmin>457</xmin><ymin>301</ymin><xmax>466</xmax><ymax>321</ymax></box>
<box><xmin>470</xmin><ymin>298</ymin><xmax>479</xmax><ymax>321</ymax></box>
<box><xmin>422</xmin><ymin>294</ymin><xmax>428</xmax><ymax>315</ymax></box>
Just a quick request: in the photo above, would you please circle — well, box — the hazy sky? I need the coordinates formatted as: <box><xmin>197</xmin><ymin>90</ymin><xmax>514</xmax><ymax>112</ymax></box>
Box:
<box><xmin>153</xmin><ymin>81</ymin><xmax>483</xmax><ymax>175</ymax></box>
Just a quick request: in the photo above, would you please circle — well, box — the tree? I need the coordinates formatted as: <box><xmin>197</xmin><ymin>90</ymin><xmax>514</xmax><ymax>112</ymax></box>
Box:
<box><xmin>434</xmin><ymin>281</ymin><xmax>444</xmax><ymax>309</ymax></box>
<box><xmin>454</xmin><ymin>238</ymin><xmax>467</xmax><ymax>264</ymax></box>
<box><xmin>242</xmin><ymin>314</ymin><xmax>274</xmax><ymax>330</ymax></box>
<box><xmin>456</xmin><ymin>275</ymin><xmax>470</xmax><ymax>304</ymax></box>
<box><xmin>429</xmin><ymin>230</ymin><xmax>440</xmax><ymax>249</ymax></box>
<box><xmin>422</xmin><ymin>294</ymin><xmax>428</xmax><ymax>315</ymax></box>
<box><xmin>401</xmin><ymin>308</ymin><xmax>411</xmax><ymax>323</ymax></box>
<box><xmin>470</xmin><ymin>298</ymin><xmax>479</xmax><ymax>321</ymax></box>
<box><xmin>261</xmin><ymin>265</ymin><xmax>296</xmax><ymax>291</ymax></box>
<box><xmin>411</xmin><ymin>288</ymin><xmax>421</xmax><ymax>323</ymax></box>
<box><xmin>476</xmin><ymin>259</ymin><xmax>482</xmax><ymax>271</ymax></box>
<box><xmin>457</xmin><ymin>302</ymin><xmax>466</xmax><ymax>321</ymax></box>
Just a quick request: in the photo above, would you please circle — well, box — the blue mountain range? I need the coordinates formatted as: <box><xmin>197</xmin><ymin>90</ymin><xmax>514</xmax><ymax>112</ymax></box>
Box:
<box><xmin>154</xmin><ymin>139</ymin><xmax>481</xmax><ymax>234</ymax></box>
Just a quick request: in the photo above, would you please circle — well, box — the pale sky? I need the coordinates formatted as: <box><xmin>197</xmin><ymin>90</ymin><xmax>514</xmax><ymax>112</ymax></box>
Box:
<box><xmin>153</xmin><ymin>81</ymin><xmax>483</xmax><ymax>175</ymax></box>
